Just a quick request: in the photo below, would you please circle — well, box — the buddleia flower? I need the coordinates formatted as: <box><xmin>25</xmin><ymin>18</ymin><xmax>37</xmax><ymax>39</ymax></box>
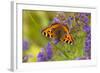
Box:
<box><xmin>53</xmin><ymin>17</ymin><xmax>61</xmax><ymax>23</ymax></box>
<box><xmin>46</xmin><ymin>42</ymin><xmax>53</xmax><ymax>60</ymax></box>
<box><xmin>53</xmin><ymin>39</ymin><xmax>59</xmax><ymax>44</ymax></box>
<box><xmin>64</xmin><ymin>16</ymin><xmax>73</xmax><ymax>28</ymax></box>
<box><xmin>80</xmin><ymin>13</ymin><xmax>90</xmax><ymax>24</ymax></box>
<box><xmin>37</xmin><ymin>48</ymin><xmax>46</xmax><ymax>61</ymax></box>
<box><xmin>83</xmin><ymin>25</ymin><xmax>90</xmax><ymax>33</ymax></box>
<box><xmin>23</xmin><ymin>39</ymin><xmax>29</xmax><ymax>51</ymax></box>
<box><xmin>37</xmin><ymin>43</ymin><xmax>53</xmax><ymax>62</ymax></box>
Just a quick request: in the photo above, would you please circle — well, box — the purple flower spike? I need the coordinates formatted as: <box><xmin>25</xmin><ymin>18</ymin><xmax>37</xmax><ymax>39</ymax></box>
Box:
<box><xmin>65</xmin><ymin>16</ymin><xmax>72</xmax><ymax>25</ymax></box>
<box><xmin>46</xmin><ymin>43</ymin><xmax>52</xmax><ymax>49</ymax></box>
<box><xmin>83</xmin><ymin>25</ymin><xmax>90</xmax><ymax>33</ymax></box>
<box><xmin>79</xmin><ymin>13</ymin><xmax>89</xmax><ymax>24</ymax></box>
<box><xmin>46</xmin><ymin>43</ymin><xmax>53</xmax><ymax>59</ymax></box>
<box><xmin>86</xmin><ymin>33</ymin><xmax>91</xmax><ymax>40</ymax></box>
<box><xmin>53</xmin><ymin>17</ymin><xmax>60</xmax><ymax>23</ymax></box>
<box><xmin>69</xmin><ymin>16</ymin><xmax>73</xmax><ymax>20</ymax></box>
<box><xmin>23</xmin><ymin>40</ymin><xmax>29</xmax><ymax>51</ymax></box>
<box><xmin>37</xmin><ymin>43</ymin><xmax>53</xmax><ymax>62</ymax></box>
<box><xmin>53</xmin><ymin>39</ymin><xmax>59</xmax><ymax>44</ymax></box>
<box><xmin>85</xmin><ymin>41</ymin><xmax>91</xmax><ymax>51</ymax></box>
<box><xmin>37</xmin><ymin>50</ymin><xmax>46</xmax><ymax>61</ymax></box>
<box><xmin>84</xmin><ymin>16</ymin><xmax>89</xmax><ymax>24</ymax></box>
<box><xmin>84</xmin><ymin>34</ymin><xmax>91</xmax><ymax>52</ymax></box>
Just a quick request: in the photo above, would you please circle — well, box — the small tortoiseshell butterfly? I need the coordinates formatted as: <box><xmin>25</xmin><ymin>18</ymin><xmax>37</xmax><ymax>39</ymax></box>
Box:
<box><xmin>41</xmin><ymin>23</ymin><xmax>74</xmax><ymax>45</ymax></box>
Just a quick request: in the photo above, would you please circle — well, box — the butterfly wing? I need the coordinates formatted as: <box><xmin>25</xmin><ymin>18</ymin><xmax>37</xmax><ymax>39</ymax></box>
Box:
<box><xmin>60</xmin><ymin>33</ymin><xmax>74</xmax><ymax>45</ymax></box>
<box><xmin>42</xmin><ymin>23</ymin><xmax>74</xmax><ymax>45</ymax></box>
<box><xmin>41</xmin><ymin>26</ymin><xmax>56</xmax><ymax>39</ymax></box>
<box><xmin>41</xmin><ymin>23</ymin><xmax>63</xmax><ymax>39</ymax></box>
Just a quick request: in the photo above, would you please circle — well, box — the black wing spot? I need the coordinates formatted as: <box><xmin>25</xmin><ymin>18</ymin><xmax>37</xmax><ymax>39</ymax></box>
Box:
<box><xmin>69</xmin><ymin>41</ymin><xmax>72</xmax><ymax>44</ymax></box>
<box><xmin>63</xmin><ymin>39</ymin><xmax>65</xmax><ymax>41</ymax></box>
<box><xmin>51</xmin><ymin>35</ymin><xmax>53</xmax><ymax>38</ymax></box>
<box><xmin>66</xmin><ymin>40</ymin><xmax>68</xmax><ymax>43</ymax></box>
<box><xmin>47</xmin><ymin>34</ymin><xmax>50</xmax><ymax>37</ymax></box>
<box><xmin>43</xmin><ymin>32</ymin><xmax>46</xmax><ymax>35</ymax></box>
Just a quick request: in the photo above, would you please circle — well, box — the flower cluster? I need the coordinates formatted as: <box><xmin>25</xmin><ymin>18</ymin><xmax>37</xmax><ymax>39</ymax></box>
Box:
<box><xmin>53</xmin><ymin>12</ymin><xmax>73</xmax><ymax>29</ymax></box>
<box><xmin>80</xmin><ymin>13</ymin><xmax>89</xmax><ymax>24</ymax></box>
<box><xmin>75</xmin><ymin>13</ymin><xmax>91</xmax><ymax>60</ymax></box>
<box><xmin>82</xmin><ymin>14</ymin><xmax>91</xmax><ymax>59</ymax></box>
<box><xmin>84</xmin><ymin>26</ymin><xmax>91</xmax><ymax>59</ymax></box>
<box><xmin>37</xmin><ymin>42</ymin><xmax>53</xmax><ymax>62</ymax></box>
<box><xmin>75</xmin><ymin>13</ymin><xmax>90</xmax><ymax>25</ymax></box>
<box><xmin>23</xmin><ymin>39</ymin><xmax>29</xmax><ymax>51</ymax></box>
<box><xmin>23</xmin><ymin>39</ymin><xmax>29</xmax><ymax>62</ymax></box>
<box><xmin>22</xmin><ymin>39</ymin><xmax>34</xmax><ymax>62</ymax></box>
<box><xmin>37</xmin><ymin>48</ymin><xmax>46</xmax><ymax>61</ymax></box>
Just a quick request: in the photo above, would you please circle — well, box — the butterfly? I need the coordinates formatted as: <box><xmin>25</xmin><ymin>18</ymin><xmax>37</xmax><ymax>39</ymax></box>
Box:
<box><xmin>41</xmin><ymin>23</ymin><xmax>74</xmax><ymax>45</ymax></box>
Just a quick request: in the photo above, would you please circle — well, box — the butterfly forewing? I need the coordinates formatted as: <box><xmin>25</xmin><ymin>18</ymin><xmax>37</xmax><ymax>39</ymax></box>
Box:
<box><xmin>41</xmin><ymin>26</ymin><xmax>56</xmax><ymax>39</ymax></box>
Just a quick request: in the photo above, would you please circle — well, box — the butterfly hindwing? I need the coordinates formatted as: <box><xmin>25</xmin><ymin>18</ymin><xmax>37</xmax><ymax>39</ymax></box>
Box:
<box><xmin>60</xmin><ymin>33</ymin><xmax>74</xmax><ymax>45</ymax></box>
